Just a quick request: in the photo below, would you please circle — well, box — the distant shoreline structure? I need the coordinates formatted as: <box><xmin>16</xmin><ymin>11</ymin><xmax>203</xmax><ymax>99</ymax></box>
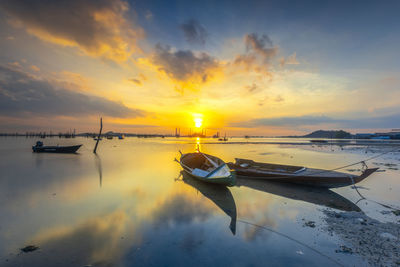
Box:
<box><xmin>0</xmin><ymin>129</ymin><xmax>399</xmax><ymax>140</ymax></box>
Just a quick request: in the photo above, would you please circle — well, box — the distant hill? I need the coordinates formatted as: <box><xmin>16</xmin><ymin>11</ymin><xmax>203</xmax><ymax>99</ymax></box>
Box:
<box><xmin>286</xmin><ymin>130</ymin><xmax>352</xmax><ymax>139</ymax></box>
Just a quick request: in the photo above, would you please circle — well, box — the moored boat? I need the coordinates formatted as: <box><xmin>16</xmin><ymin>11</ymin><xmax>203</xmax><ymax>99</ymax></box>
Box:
<box><xmin>228</xmin><ymin>158</ymin><xmax>378</xmax><ymax>188</ymax></box>
<box><xmin>32</xmin><ymin>141</ymin><xmax>82</xmax><ymax>153</ymax></box>
<box><xmin>178</xmin><ymin>152</ymin><xmax>236</xmax><ymax>186</ymax></box>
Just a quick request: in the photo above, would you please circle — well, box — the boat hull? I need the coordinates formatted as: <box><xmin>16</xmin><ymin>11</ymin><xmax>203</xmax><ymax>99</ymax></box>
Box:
<box><xmin>182</xmin><ymin>169</ymin><xmax>236</xmax><ymax>186</ymax></box>
<box><xmin>228</xmin><ymin>159</ymin><xmax>378</xmax><ymax>188</ymax></box>
<box><xmin>32</xmin><ymin>145</ymin><xmax>82</xmax><ymax>153</ymax></box>
<box><xmin>180</xmin><ymin>153</ymin><xmax>236</xmax><ymax>186</ymax></box>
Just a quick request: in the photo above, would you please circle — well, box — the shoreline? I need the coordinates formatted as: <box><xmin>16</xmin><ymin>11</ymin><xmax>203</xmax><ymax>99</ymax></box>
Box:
<box><xmin>200</xmin><ymin>141</ymin><xmax>400</xmax><ymax>146</ymax></box>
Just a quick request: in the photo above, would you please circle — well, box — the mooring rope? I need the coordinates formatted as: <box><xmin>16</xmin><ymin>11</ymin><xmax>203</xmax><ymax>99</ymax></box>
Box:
<box><xmin>237</xmin><ymin>219</ymin><xmax>345</xmax><ymax>267</ymax></box>
<box><xmin>306</xmin><ymin>147</ymin><xmax>400</xmax><ymax>177</ymax></box>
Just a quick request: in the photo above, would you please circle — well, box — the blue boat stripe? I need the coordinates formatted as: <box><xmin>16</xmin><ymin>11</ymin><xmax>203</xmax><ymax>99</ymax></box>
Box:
<box><xmin>206</xmin><ymin>164</ymin><xmax>226</xmax><ymax>178</ymax></box>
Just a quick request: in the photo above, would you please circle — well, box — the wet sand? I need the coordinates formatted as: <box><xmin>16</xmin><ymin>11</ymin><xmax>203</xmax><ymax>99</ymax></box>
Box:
<box><xmin>323</xmin><ymin>210</ymin><xmax>400</xmax><ymax>266</ymax></box>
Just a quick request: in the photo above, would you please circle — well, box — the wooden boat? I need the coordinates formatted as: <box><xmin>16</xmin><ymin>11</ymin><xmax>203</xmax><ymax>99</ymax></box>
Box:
<box><xmin>178</xmin><ymin>152</ymin><xmax>236</xmax><ymax>186</ymax></box>
<box><xmin>228</xmin><ymin>158</ymin><xmax>379</xmax><ymax>188</ymax></box>
<box><xmin>32</xmin><ymin>141</ymin><xmax>82</xmax><ymax>153</ymax></box>
<box><xmin>106</xmin><ymin>135</ymin><xmax>113</xmax><ymax>140</ymax></box>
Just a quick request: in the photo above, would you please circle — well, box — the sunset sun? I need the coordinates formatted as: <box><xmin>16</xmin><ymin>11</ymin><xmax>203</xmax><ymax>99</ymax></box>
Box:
<box><xmin>193</xmin><ymin>114</ymin><xmax>203</xmax><ymax>128</ymax></box>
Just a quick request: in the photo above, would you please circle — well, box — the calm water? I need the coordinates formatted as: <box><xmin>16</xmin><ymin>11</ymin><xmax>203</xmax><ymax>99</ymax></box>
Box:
<box><xmin>0</xmin><ymin>137</ymin><xmax>399</xmax><ymax>267</ymax></box>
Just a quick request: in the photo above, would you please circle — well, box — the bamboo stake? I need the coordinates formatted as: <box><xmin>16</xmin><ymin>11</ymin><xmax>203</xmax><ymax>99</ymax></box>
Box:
<box><xmin>93</xmin><ymin>117</ymin><xmax>103</xmax><ymax>154</ymax></box>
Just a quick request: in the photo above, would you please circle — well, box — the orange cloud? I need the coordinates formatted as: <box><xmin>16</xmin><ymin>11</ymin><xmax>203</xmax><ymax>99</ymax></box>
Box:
<box><xmin>0</xmin><ymin>0</ymin><xmax>144</xmax><ymax>62</ymax></box>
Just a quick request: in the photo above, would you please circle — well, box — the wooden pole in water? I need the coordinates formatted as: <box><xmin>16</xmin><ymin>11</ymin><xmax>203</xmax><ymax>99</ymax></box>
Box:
<box><xmin>93</xmin><ymin>117</ymin><xmax>103</xmax><ymax>154</ymax></box>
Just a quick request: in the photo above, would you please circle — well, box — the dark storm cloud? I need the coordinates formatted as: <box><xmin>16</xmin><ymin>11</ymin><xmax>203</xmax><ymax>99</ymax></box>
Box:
<box><xmin>0</xmin><ymin>0</ymin><xmax>142</xmax><ymax>61</ymax></box>
<box><xmin>0</xmin><ymin>65</ymin><xmax>144</xmax><ymax>118</ymax></box>
<box><xmin>153</xmin><ymin>44</ymin><xmax>218</xmax><ymax>82</ymax></box>
<box><xmin>180</xmin><ymin>19</ymin><xmax>208</xmax><ymax>45</ymax></box>
<box><xmin>231</xmin><ymin>114</ymin><xmax>400</xmax><ymax>129</ymax></box>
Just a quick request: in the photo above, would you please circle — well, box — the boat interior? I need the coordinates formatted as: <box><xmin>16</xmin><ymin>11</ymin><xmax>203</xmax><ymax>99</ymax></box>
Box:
<box><xmin>181</xmin><ymin>153</ymin><xmax>223</xmax><ymax>172</ymax></box>
<box><xmin>234</xmin><ymin>158</ymin><xmax>306</xmax><ymax>174</ymax></box>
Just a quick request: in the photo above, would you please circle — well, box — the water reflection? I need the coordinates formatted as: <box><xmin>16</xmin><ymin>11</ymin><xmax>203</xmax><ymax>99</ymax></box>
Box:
<box><xmin>180</xmin><ymin>171</ymin><xmax>237</xmax><ymax>235</ymax></box>
<box><xmin>236</xmin><ymin>178</ymin><xmax>361</xmax><ymax>212</ymax></box>
<box><xmin>5</xmin><ymin>211</ymin><xmax>129</xmax><ymax>267</ymax></box>
<box><xmin>3</xmin><ymin>137</ymin><xmax>391</xmax><ymax>266</ymax></box>
<box><xmin>195</xmin><ymin>137</ymin><xmax>201</xmax><ymax>152</ymax></box>
<box><xmin>94</xmin><ymin>154</ymin><xmax>103</xmax><ymax>187</ymax></box>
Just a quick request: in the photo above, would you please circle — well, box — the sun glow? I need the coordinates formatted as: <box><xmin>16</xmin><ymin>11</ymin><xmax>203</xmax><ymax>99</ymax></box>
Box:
<box><xmin>193</xmin><ymin>114</ymin><xmax>203</xmax><ymax>128</ymax></box>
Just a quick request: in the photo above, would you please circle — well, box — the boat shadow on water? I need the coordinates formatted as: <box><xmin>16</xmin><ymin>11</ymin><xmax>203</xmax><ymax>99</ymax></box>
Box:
<box><xmin>236</xmin><ymin>177</ymin><xmax>361</xmax><ymax>212</ymax></box>
<box><xmin>179</xmin><ymin>171</ymin><xmax>361</xmax><ymax>237</ymax></box>
<box><xmin>180</xmin><ymin>171</ymin><xmax>237</xmax><ymax>235</ymax></box>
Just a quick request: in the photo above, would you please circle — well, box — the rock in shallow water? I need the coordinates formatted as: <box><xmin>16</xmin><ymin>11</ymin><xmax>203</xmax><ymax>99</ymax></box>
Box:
<box><xmin>20</xmin><ymin>245</ymin><xmax>39</xmax><ymax>253</ymax></box>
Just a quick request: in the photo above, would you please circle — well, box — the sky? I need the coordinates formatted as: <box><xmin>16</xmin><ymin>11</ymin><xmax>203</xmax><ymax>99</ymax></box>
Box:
<box><xmin>0</xmin><ymin>0</ymin><xmax>399</xmax><ymax>135</ymax></box>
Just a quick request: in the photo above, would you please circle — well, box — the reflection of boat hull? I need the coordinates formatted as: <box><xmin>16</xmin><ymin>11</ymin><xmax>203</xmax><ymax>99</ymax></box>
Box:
<box><xmin>236</xmin><ymin>178</ymin><xmax>361</xmax><ymax>212</ymax></box>
<box><xmin>181</xmin><ymin>171</ymin><xmax>237</xmax><ymax>234</ymax></box>
<box><xmin>228</xmin><ymin>158</ymin><xmax>378</xmax><ymax>188</ymax></box>
<box><xmin>32</xmin><ymin>145</ymin><xmax>82</xmax><ymax>153</ymax></box>
<box><xmin>180</xmin><ymin>153</ymin><xmax>236</xmax><ymax>186</ymax></box>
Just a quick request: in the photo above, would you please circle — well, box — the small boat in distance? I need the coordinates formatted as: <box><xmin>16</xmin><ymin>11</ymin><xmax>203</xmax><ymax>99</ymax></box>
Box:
<box><xmin>118</xmin><ymin>134</ymin><xmax>125</xmax><ymax>139</ymax></box>
<box><xmin>106</xmin><ymin>135</ymin><xmax>113</xmax><ymax>140</ymax></box>
<box><xmin>32</xmin><ymin>141</ymin><xmax>82</xmax><ymax>153</ymax></box>
<box><xmin>177</xmin><ymin>152</ymin><xmax>236</xmax><ymax>186</ymax></box>
<box><xmin>218</xmin><ymin>133</ymin><xmax>228</xmax><ymax>141</ymax></box>
<box><xmin>228</xmin><ymin>158</ymin><xmax>378</xmax><ymax>188</ymax></box>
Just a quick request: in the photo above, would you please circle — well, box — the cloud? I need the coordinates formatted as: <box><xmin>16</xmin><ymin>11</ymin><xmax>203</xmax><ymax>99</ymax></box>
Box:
<box><xmin>145</xmin><ymin>10</ymin><xmax>153</xmax><ymax>20</ymax></box>
<box><xmin>152</xmin><ymin>44</ymin><xmax>219</xmax><ymax>83</ymax></box>
<box><xmin>7</xmin><ymin>61</ymin><xmax>22</xmax><ymax>69</ymax></box>
<box><xmin>245</xmin><ymin>83</ymin><xmax>259</xmax><ymax>93</ymax></box>
<box><xmin>274</xmin><ymin>95</ymin><xmax>284</xmax><ymax>102</ymax></box>
<box><xmin>180</xmin><ymin>19</ymin><xmax>208</xmax><ymax>45</ymax></box>
<box><xmin>129</xmin><ymin>78</ymin><xmax>142</xmax><ymax>85</ymax></box>
<box><xmin>233</xmin><ymin>115</ymin><xmax>338</xmax><ymax>127</ymax></box>
<box><xmin>280</xmin><ymin>52</ymin><xmax>299</xmax><ymax>66</ymax></box>
<box><xmin>128</xmin><ymin>73</ymin><xmax>146</xmax><ymax>86</ymax></box>
<box><xmin>0</xmin><ymin>0</ymin><xmax>144</xmax><ymax>62</ymax></box>
<box><xmin>233</xmin><ymin>33</ymin><xmax>278</xmax><ymax>73</ymax></box>
<box><xmin>30</xmin><ymin>65</ymin><xmax>40</xmax><ymax>72</ymax></box>
<box><xmin>231</xmin><ymin>113</ymin><xmax>400</xmax><ymax>129</ymax></box>
<box><xmin>0</xmin><ymin>65</ymin><xmax>144</xmax><ymax>118</ymax></box>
